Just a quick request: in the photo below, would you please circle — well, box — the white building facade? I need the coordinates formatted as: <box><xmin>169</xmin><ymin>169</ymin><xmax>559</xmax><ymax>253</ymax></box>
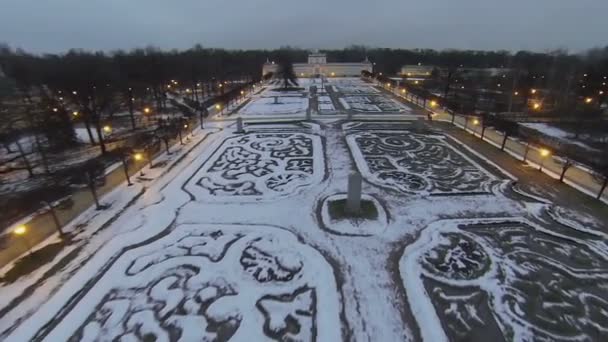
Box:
<box><xmin>263</xmin><ymin>53</ymin><xmax>372</xmax><ymax>77</ymax></box>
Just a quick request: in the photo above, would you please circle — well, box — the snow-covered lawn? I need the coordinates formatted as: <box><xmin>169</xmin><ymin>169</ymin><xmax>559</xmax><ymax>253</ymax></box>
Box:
<box><xmin>238</xmin><ymin>96</ymin><xmax>309</xmax><ymax>116</ymax></box>
<box><xmin>340</xmin><ymin>95</ymin><xmax>410</xmax><ymax>113</ymax></box>
<box><xmin>317</xmin><ymin>95</ymin><xmax>336</xmax><ymax>113</ymax></box>
<box><xmin>520</xmin><ymin>123</ymin><xmax>600</xmax><ymax>151</ymax></box>
<box><xmin>2</xmin><ymin>118</ymin><xmax>607</xmax><ymax>341</ymax></box>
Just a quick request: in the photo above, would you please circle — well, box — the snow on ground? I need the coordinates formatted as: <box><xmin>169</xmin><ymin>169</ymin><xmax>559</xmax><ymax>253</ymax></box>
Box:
<box><xmin>318</xmin><ymin>95</ymin><xmax>336</xmax><ymax>113</ymax></box>
<box><xmin>239</xmin><ymin>96</ymin><xmax>308</xmax><ymax>116</ymax></box>
<box><xmin>520</xmin><ymin>123</ymin><xmax>599</xmax><ymax>151</ymax></box>
<box><xmin>340</xmin><ymin>95</ymin><xmax>410</xmax><ymax>113</ymax></box>
<box><xmin>1</xmin><ymin>80</ymin><xmax>607</xmax><ymax>342</ymax></box>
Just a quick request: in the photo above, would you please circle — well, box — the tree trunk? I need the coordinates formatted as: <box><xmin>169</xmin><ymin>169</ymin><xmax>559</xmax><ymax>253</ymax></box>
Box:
<box><xmin>127</xmin><ymin>89</ymin><xmax>136</xmax><ymax>130</ymax></box>
<box><xmin>44</xmin><ymin>201</ymin><xmax>64</xmax><ymax>236</ymax></box>
<box><xmin>443</xmin><ymin>70</ymin><xmax>453</xmax><ymax>100</ymax></box>
<box><xmin>164</xmin><ymin>138</ymin><xmax>170</xmax><ymax>154</ymax></box>
<box><xmin>598</xmin><ymin>178</ymin><xmax>608</xmax><ymax>200</ymax></box>
<box><xmin>25</xmin><ymin>109</ymin><xmax>50</xmax><ymax>174</ymax></box>
<box><xmin>88</xmin><ymin>175</ymin><xmax>101</xmax><ymax>209</ymax></box>
<box><xmin>15</xmin><ymin>138</ymin><xmax>34</xmax><ymax>177</ymax></box>
<box><xmin>559</xmin><ymin>163</ymin><xmax>571</xmax><ymax>183</ymax></box>
<box><xmin>451</xmin><ymin>112</ymin><xmax>456</xmax><ymax>124</ymax></box>
<box><xmin>83</xmin><ymin>119</ymin><xmax>96</xmax><ymax>145</ymax></box>
<box><xmin>523</xmin><ymin>142</ymin><xmax>531</xmax><ymax>162</ymax></box>
<box><xmin>94</xmin><ymin>123</ymin><xmax>107</xmax><ymax>154</ymax></box>
<box><xmin>501</xmin><ymin>134</ymin><xmax>509</xmax><ymax>151</ymax></box>
<box><xmin>481</xmin><ymin>126</ymin><xmax>487</xmax><ymax>140</ymax></box>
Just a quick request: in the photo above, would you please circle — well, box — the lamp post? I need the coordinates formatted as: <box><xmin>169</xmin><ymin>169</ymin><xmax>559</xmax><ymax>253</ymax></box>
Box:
<box><xmin>42</xmin><ymin>200</ymin><xmax>64</xmax><ymax>236</ymax></box>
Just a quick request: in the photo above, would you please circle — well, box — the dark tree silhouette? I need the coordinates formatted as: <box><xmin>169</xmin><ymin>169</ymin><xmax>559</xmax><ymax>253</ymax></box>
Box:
<box><xmin>275</xmin><ymin>52</ymin><xmax>298</xmax><ymax>90</ymax></box>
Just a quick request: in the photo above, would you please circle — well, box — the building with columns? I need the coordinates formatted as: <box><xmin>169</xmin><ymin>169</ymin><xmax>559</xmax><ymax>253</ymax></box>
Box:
<box><xmin>263</xmin><ymin>52</ymin><xmax>372</xmax><ymax>77</ymax></box>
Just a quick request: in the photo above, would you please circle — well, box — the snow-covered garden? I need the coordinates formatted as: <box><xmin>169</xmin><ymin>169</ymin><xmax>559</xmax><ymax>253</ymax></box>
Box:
<box><xmin>1</xmin><ymin>79</ymin><xmax>607</xmax><ymax>342</ymax></box>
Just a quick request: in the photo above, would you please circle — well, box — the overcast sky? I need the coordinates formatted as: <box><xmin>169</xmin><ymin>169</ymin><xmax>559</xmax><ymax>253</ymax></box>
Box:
<box><xmin>1</xmin><ymin>0</ymin><xmax>606</xmax><ymax>54</ymax></box>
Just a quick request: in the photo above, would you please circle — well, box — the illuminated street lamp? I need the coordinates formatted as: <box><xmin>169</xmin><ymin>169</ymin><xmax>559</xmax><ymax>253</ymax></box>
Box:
<box><xmin>134</xmin><ymin>152</ymin><xmax>146</xmax><ymax>176</ymax></box>
<box><xmin>531</xmin><ymin>89</ymin><xmax>537</xmax><ymax>94</ymax></box>
<box><xmin>52</xmin><ymin>108</ymin><xmax>58</xmax><ymax>112</ymax></box>
<box><xmin>585</xmin><ymin>97</ymin><xmax>593</xmax><ymax>104</ymax></box>
<box><xmin>514</xmin><ymin>91</ymin><xmax>519</xmax><ymax>96</ymax></box>
<box><xmin>13</xmin><ymin>225</ymin><xmax>32</xmax><ymax>255</ymax></box>
<box><xmin>72</xmin><ymin>111</ymin><xmax>79</xmax><ymax>117</ymax></box>
<box><xmin>14</xmin><ymin>225</ymin><xmax>26</xmax><ymax>236</ymax></box>
<box><xmin>533</xmin><ymin>102</ymin><xmax>541</xmax><ymax>110</ymax></box>
<box><xmin>473</xmin><ymin>119</ymin><xmax>480</xmax><ymax>125</ymax></box>
<box><xmin>103</xmin><ymin>125</ymin><xmax>112</xmax><ymax>133</ymax></box>
<box><xmin>429</xmin><ymin>100</ymin><xmax>437</xmax><ymax>108</ymax></box>
<box><xmin>539</xmin><ymin>148</ymin><xmax>551</xmax><ymax>172</ymax></box>
<box><xmin>144</xmin><ymin>107</ymin><xmax>151</xmax><ymax>114</ymax></box>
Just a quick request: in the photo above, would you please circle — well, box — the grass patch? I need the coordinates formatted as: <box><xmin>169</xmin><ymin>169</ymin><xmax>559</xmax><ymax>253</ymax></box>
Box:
<box><xmin>328</xmin><ymin>198</ymin><xmax>378</xmax><ymax>221</ymax></box>
<box><xmin>0</xmin><ymin>240</ymin><xmax>67</xmax><ymax>284</ymax></box>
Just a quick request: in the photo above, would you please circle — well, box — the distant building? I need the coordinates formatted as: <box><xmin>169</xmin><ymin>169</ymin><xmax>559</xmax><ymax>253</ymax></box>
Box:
<box><xmin>400</xmin><ymin>65</ymin><xmax>435</xmax><ymax>78</ymax></box>
<box><xmin>263</xmin><ymin>52</ymin><xmax>372</xmax><ymax>77</ymax></box>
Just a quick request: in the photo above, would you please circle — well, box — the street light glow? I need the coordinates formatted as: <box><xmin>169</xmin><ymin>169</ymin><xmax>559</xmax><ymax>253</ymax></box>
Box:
<box><xmin>401</xmin><ymin>89</ymin><xmax>406</xmax><ymax>94</ymax></box>
<box><xmin>72</xmin><ymin>111</ymin><xmax>79</xmax><ymax>116</ymax></box>
<box><xmin>540</xmin><ymin>148</ymin><xmax>550</xmax><ymax>157</ymax></box>
<box><xmin>514</xmin><ymin>91</ymin><xmax>519</xmax><ymax>95</ymax></box>
<box><xmin>473</xmin><ymin>119</ymin><xmax>480</xmax><ymax>125</ymax></box>
<box><xmin>585</xmin><ymin>97</ymin><xmax>593</xmax><ymax>104</ymax></box>
<box><xmin>103</xmin><ymin>125</ymin><xmax>111</xmax><ymax>133</ymax></box>
<box><xmin>430</xmin><ymin>100</ymin><xmax>437</xmax><ymax>108</ymax></box>
<box><xmin>144</xmin><ymin>107</ymin><xmax>151</xmax><ymax>114</ymax></box>
<box><xmin>52</xmin><ymin>108</ymin><xmax>58</xmax><ymax>112</ymax></box>
<box><xmin>531</xmin><ymin>89</ymin><xmax>537</xmax><ymax>94</ymax></box>
<box><xmin>13</xmin><ymin>225</ymin><xmax>26</xmax><ymax>236</ymax></box>
<box><xmin>215</xmin><ymin>104</ymin><xmax>221</xmax><ymax>110</ymax></box>
<box><xmin>533</xmin><ymin>103</ymin><xmax>541</xmax><ymax>110</ymax></box>
<box><xmin>184</xmin><ymin>124</ymin><xmax>188</xmax><ymax>128</ymax></box>
<box><xmin>134</xmin><ymin>153</ymin><xmax>143</xmax><ymax>161</ymax></box>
